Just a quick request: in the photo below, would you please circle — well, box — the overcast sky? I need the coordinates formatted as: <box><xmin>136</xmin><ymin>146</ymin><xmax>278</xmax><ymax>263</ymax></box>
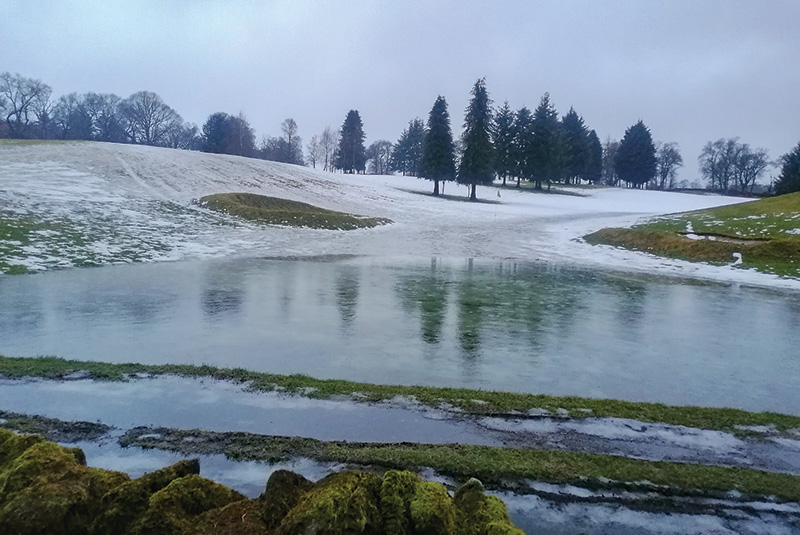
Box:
<box><xmin>3</xmin><ymin>0</ymin><xmax>799</xmax><ymax>183</ymax></box>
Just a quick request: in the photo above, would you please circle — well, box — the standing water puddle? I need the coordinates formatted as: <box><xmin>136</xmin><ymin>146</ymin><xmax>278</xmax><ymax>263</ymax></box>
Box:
<box><xmin>1</xmin><ymin>256</ymin><xmax>799</xmax><ymax>414</ymax></box>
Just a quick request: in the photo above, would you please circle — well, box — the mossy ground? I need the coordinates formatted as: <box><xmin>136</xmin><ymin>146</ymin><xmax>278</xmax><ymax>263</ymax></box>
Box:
<box><xmin>121</xmin><ymin>426</ymin><xmax>800</xmax><ymax>503</ymax></box>
<box><xmin>585</xmin><ymin>192</ymin><xmax>800</xmax><ymax>277</ymax></box>
<box><xmin>2</xmin><ymin>355</ymin><xmax>798</xmax><ymax>436</ymax></box>
<box><xmin>198</xmin><ymin>192</ymin><xmax>391</xmax><ymax>230</ymax></box>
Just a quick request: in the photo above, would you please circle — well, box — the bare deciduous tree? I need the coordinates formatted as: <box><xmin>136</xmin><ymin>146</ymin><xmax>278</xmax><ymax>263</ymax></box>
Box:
<box><xmin>601</xmin><ymin>138</ymin><xmax>619</xmax><ymax>186</ymax></box>
<box><xmin>306</xmin><ymin>135</ymin><xmax>321</xmax><ymax>168</ymax></box>
<box><xmin>699</xmin><ymin>138</ymin><xmax>770</xmax><ymax>193</ymax></box>
<box><xmin>366</xmin><ymin>140</ymin><xmax>393</xmax><ymax>175</ymax></box>
<box><xmin>320</xmin><ymin>126</ymin><xmax>338</xmax><ymax>171</ymax></box>
<box><xmin>120</xmin><ymin>91</ymin><xmax>182</xmax><ymax>146</ymax></box>
<box><xmin>652</xmin><ymin>142</ymin><xmax>683</xmax><ymax>190</ymax></box>
<box><xmin>0</xmin><ymin>72</ymin><xmax>52</xmax><ymax>138</ymax></box>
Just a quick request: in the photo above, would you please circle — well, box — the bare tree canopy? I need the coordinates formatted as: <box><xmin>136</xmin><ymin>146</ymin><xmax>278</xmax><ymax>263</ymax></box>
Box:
<box><xmin>0</xmin><ymin>72</ymin><xmax>52</xmax><ymax>138</ymax></box>
<box><xmin>306</xmin><ymin>135</ymin><xmax>321</xmax><ymax>168</ymax></box>
<box><xmin>120</xmin><ymin>91</ymin><xmax>182</xmax><ymax>146</ymax></box>
<box><xmin>699</xmin><ymin>138</ymin><xmax>770</xmax><ymax>193</ymax></box>
<box><xmin>320</xmin><ymin>126</ymin><xmax>338</xmax><ymax>172</ymax></box>
<box><xmin>652</xmin><ymin>142</ymin><xmax>683</xmax><ymax>190</ymax></box>
<box><xmin>366</xmin><ymin>140</ymin><xmax>393</xmax><ymax>175</ymax></box>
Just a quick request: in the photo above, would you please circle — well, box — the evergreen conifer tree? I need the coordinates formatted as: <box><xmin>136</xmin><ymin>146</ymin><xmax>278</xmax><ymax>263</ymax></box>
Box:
<box><xmin>614</xmin><ymin>120</ymin><xmax>657</xmax><ymax>188</ymax></box>
<box><xmin>776</xmin><ymin>142</ymin><xmax>800</xmax><ymax>195</ymax></box>
<box><xmin>392</xmin><ymin>119</ymin><xmax>425</xmax><ymax>176</ymax></box>
<box><xmin>458</xmin><ymin>78</ymin><xmax>494</xmax><ymax>201</ymax></box>
<box><xmin>334</xmin><ymin>110</ymin><xmax>366</xmax><ymax>173</ymax></box>
<box><xmin>530</xmin><ymin>93</ymin><xmax>563</xmax><ymax>190</ymax></box>
<box><xmin>493</xmin><ymin>101</ymin><xmax>517</xmax><ymax>186</ymax></box>
<box><xmin>420</xmin><ymin>96</ymin><xmax>456</xmax><ymax>195</ymax></box>
<box><xmin>584</xmin><ymin>130</ymin><xmax>603</xmax><ymax>184</ymax></box>
<box><xmin>561</xmin><ymin>107</ymin><xmax>590</xmax><ymax>183</ymax></box>
<box><xmin>512</xmin><ymin>106</ymin><xmax>534</xmax><ymax>187</ymax></box>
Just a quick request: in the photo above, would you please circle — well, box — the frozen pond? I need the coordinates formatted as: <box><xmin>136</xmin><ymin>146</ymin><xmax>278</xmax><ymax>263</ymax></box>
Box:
<box><xmin>1</xmin><ymin>256</ymin><xmax>799</xmax><ymax>414</ymax></box>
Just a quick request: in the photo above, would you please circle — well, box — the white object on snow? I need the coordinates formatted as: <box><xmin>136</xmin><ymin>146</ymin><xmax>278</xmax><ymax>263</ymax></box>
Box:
<box><xmin>732</xmin><ymin>252</ymin><xmax>743</xmax><ymax>266</ymax></box>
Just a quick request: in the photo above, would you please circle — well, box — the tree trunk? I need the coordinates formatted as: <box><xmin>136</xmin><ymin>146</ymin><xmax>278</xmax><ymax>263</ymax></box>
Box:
<box><xmin>469</xmin><ymin>184</ymin><xmax>477</xmax><ymax>201</ymax></box>
<box><xmin>433</xmin><ymin>180</ymin><xmax>439</xmax><ymax>196</ymax></box>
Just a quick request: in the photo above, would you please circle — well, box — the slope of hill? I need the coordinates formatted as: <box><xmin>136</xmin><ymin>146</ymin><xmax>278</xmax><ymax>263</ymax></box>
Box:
<box><xmin>3</xmin><ymin>140</ymin><xmax>793</xmax><ymax>288</ymax></box>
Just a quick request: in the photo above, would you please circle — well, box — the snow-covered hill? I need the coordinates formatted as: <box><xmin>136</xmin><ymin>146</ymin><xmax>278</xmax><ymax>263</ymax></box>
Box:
<box><xmin>2</xmin><ymin>141</ymin><xmax>793</xmax><ymax>288</ymax></box>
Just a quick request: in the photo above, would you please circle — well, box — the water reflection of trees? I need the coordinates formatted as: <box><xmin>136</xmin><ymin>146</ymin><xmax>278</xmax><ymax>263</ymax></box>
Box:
<box><xmin>335</xmin><ymin>266</ymin><xmax>360</xmax><ymax>330</ymax></box>
<box><xmin>0</xmin><ymin>282</ymin><xmax>43</xmax><ymax>335</ymax></box>
<box><xmin>600</xmin><ymin>274</ymin><xmax>649</xmax><ymax>333</ymax></box>
<box><xmin>397</xmin><ymin>260</ymin><xmax>587</xmax><ymax>360</ymax></box>
<box><xmin>202</xmin><ymin>264</ymin><xmax>245</xmax><ymax>319</ymax></box>
<box><xmin>396</xmin><ymin>261</ymin><xmax>450</xmax><ymax>344</ymax></box>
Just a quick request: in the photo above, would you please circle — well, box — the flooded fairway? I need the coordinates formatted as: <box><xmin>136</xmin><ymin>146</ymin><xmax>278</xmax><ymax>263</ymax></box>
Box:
<box><xmin>1</xmin><ymin>256</ymin><xmax>799</xmax><ymax>414</ymax></box>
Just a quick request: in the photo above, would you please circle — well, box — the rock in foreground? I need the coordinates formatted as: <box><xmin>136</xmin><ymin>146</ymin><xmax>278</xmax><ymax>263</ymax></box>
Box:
<box><xmin>0</xmin><ymin>429</ymin><xmax>522</xmax><ymax>534</ymax></box>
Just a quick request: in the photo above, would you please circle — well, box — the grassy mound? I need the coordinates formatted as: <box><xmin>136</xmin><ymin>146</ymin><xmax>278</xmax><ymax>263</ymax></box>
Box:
<box><xmin>585</xmin><ymin>192</ymin><xmax>800</xmax><ymax>276</ymax></box>
<box><xmin>198</xmin><ymin>192</ymin><xmax>391</xmax><ymax>230</ymax></box>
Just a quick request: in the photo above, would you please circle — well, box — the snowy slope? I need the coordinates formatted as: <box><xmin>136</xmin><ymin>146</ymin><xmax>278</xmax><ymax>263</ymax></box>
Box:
<box><xmin>2</xmin><ymin>141</ymin><xmax>795</xmax><ymax>289</ymax></box>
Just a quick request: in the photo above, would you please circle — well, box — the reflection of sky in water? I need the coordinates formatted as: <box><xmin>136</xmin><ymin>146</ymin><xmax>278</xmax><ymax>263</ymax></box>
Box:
<box><xmin>0</xmin><ymin>256</ymin><xmax>798</xmax><ymax>414</ymax></box>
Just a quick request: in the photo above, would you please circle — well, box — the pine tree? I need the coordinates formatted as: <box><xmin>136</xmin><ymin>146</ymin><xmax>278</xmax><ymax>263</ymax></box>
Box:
<box><xmin>334</xmin><ymin>110</ymin><xmax>366</xmax><ymax>173</ymax></box>
<box><xmin>420</xmin><ymin>96</ymin><xmax>456</xmax><ymax>195</ymax></box>
<box><xmin>458</xmin><ymin>78</ymin><xmax>494</xmax><ymax>201</ymax></box>
<box><xmin>392</xmin><ymin>119</ymin><xmax>425</xmax><ymax>176</ymax></box>
<box><xmin>584</xmin><ymin>130</ymin><xmax>603</xmax><ymax>184</ymax></box>
<box><xmin>776</xmin><ymin>142</ymin><xmax>800</xmax><ymax>195</ymax></box>
<box><xmin>561</xmin><ymin>107</ymin><xmax>590</xmax><ymax>184</ymax></box>
<box><xmin>614</xmin><ymin>120</ymin><xmax>657</xmax><ymax>188</ymax></box>
<box><xmin>512</xmin><ymin>106</ymin><xmax>534</xmax><ymax>187</ymax></box>
<box><xmin>530</xmin><ymin>93</ymin><xmax>563</xmax><ymax>190</ymax></box>
<box><xmin>493</xmin><ymin>101</ymin><xmax>516</xmax><ymax>186</ymax></box>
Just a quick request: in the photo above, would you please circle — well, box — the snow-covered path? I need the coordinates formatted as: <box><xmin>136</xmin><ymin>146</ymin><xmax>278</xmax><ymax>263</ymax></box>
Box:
<box><xmin>1</xmin><ymin>141</ymin><xmax>796</xmax><ymax>290</ymax></box>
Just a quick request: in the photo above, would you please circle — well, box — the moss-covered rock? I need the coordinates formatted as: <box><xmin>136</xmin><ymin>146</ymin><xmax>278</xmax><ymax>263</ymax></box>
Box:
<box><xmin>0</xmin><ymin>430</ymin><xmax>524</xmax><ymax>535</ymax></box>
<box><xmin>454</xmin><ymin>478</ymin><xmax>524</xmax><ymax>535</ymax></box>
<box><xmin>188</xmin><ymin>499</ymin><xmax>268</xmax><ymax>535</ymax></box>
<box><xmin>259</xmin><ymin>469</ymin><xmax>314</xmax><ymax>529</ymax></box>
<box><xmin>90</xmin><ymin>459</ymin><xmax>200</xmax><ymax>535</ymax></box>
<box><xmin>380</xmin><ymin>470</ymin><xmax>456</xmax><ymax>535</ymax></box>
<box><xmin>0</xmin><ymin>429</ymin><xmax>129</xmax><ymax>535</ymax></box>
<box><xmin>126</xmin><ymin>474</ymin><xmax>245</xmax><ymax>535</ymax></box>
<box><xmin>275</xmin><ymin>470</ymin><xmax>383</xmax><ymax>535</ymax></box>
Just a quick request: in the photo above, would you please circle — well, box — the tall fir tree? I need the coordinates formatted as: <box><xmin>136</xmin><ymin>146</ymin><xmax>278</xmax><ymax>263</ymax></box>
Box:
<box><xmin>334</xmin><ymin>110</ymin><xmax>366</xmax><ymax>173</ymax></box>
<box><xmin>420</xmin><ymin>96</ymin><xmax>456</xmax><ymax>195</ymax></box>
<box><xmin>776</xmin><ymin>142</ymin><xmax>800</xmax><ymax>195</ymax></box>
<box><xmin>584</xmin><ymin>129</ymin><xmax>603</xmax><ymax>184</ymax></box>
<box><xmin>493</xmin><ymin>101</ymin><xmax>517</xmax><ymax>186</ymax></box>
<box><xmin>561</xmin><ymin>107</ymin><xmax>590</xmax><ymax>183</ymax></box>
<box><xmin>512</xmin><ymin>106</ymin><xmax>535</xmax><ymax>187</ymax></box>
<box><xmin>530</xmin><ymin>92</ymin><xmax>564</xmax><ymax>190</ymax></box>
<box><xmin>392</xmin><ymin>118</ymin><xmax>425</xmax><ymax>176</ymax></box>
<box><xmin>614</xmin><ymin>120</ymin><xmax>657</xmax><ymax>188</ymax></box>
<box><xmin>458</xmin><ymin>78</ymin><xmax>494</xmax><ymax>201</ymax></box>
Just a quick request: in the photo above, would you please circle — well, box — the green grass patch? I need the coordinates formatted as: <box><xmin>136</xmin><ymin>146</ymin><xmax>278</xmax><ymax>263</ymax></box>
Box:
<box><xmin>585</xmin><ymin>192</ymin><xmax>800</xmax><ymax>277</ymax></box>
<box><xmin>198</xmin><ymin>192</ymin><xmax>391</xmax><ymax>230</ymax></box>
<box><xmin>2</xmin><ymin>355</ymin><xmax>799</xmax><ymax>436</ymax></box>
<box><xmin>123</xmin><ymin>427</ymin><xmax>800</xmax><ymax>502</ymax></box>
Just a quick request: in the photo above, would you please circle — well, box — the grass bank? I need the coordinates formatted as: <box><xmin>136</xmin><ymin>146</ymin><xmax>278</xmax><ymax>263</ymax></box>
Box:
<box><xmin>198</xmin><ymin>192</ymin><xmax>391</xmax><ymax>230</ymax></box>
<box><xmin>2</xmin><ymin>356</ymin><xmax>799</xmax><ymax>436</ymax></box>
<box><xmin>122</xmin><ymin>426</ymin><xmax>800</xmax><ymax>502</ymax></box>
<box><xmin>585</xmin><ymin>192</ymin><xmax>800</xmax><ymax>277</ymax></box>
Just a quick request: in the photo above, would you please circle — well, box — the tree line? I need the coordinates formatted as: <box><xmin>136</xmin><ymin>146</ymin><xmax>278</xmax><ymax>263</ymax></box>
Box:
<box><xmin>3</xmin><ymin>71</ymin><xmax>798</xmax><ymax>196</ymax></box>
<box><xmin>379</xmin><ymin>79</ymin><xmax>673</xmax><ymax>200</ymax></box>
